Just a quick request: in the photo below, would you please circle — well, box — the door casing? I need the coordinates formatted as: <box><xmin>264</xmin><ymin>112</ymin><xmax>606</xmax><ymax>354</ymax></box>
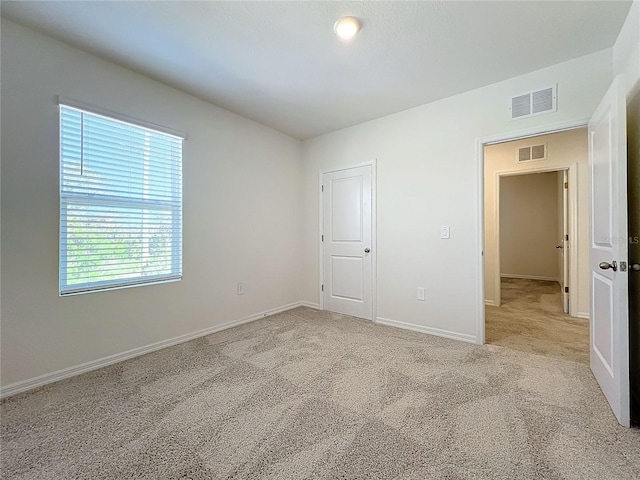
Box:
<box><xmin>319</xmin><ymin>161</ymin><xmax>377</xmax><ymax>320</ymax></box>
<box><xmin>562</xmin><ymin>169</ymin><xmax>570</xmax><ymax>313</ymax></box>
<box><xmin>492</xmin><ymin>165</ymin><xmax>578</xmax><ymax>316</ymax></box>
<box><xmin>476</xmin><ymin>119</ymin><xmax>588</xmax><ymax>344</ymax></box>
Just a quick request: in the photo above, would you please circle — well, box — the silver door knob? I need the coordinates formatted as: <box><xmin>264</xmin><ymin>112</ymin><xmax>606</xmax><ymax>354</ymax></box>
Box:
<box><xmin>364</xmin><ymin>248</ymin><xmax>370</xmax><ymax>253</ymax></box>
<box><xmin>599</xmin><ymin>261</ymin><xmax>617</xmax><ymax>271</ymax></box>
<box><xmin>631</xmin><ymin>263</ymin><xmax>640</xmax><ymax>272</ymax></box>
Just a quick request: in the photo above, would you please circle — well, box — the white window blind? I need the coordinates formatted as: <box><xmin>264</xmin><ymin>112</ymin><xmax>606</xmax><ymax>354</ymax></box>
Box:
<box><xmin>59</xmin><ymin>104</ymin><xmax>183</xmax><ymax>295</ymax></box>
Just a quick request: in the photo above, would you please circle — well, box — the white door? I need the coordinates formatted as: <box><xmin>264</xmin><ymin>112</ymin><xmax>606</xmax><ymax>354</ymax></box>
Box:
<box><xmin>561</xmin><ymin>170</ymin><xmax>570</xmax><ymax>314</ymax></box>
<box><xmin>589</xmin><ymin>75</ymin><xmax>629</xmax><ymax>426</ymax></box>
<box><xmin>322</xmin><ymin>165</ymin><xmax>373</xmax><ymax>320</ymax></box>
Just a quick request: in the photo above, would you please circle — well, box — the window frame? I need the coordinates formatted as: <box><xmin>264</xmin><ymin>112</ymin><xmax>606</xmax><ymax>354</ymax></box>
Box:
<box><xmin>58</xmin><ymin>98</ymin><xmax>186</xmax><ymax>296</ymax></box>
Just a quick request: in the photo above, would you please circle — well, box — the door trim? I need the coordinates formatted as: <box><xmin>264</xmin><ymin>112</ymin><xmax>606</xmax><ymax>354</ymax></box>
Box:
<box><xmin>493</xmin><ymin>165</ymin><xmax>579</xmax><ymax>317</ymax></box>
<box><xmin>476</xmin><ymin>118</ymin><xmax>589</xmax><ymax>344</ymax></box>
<box><xmin>319</xmin><ymin>161</ymin><xmax>377</xmax><ymax>320</ymax></box>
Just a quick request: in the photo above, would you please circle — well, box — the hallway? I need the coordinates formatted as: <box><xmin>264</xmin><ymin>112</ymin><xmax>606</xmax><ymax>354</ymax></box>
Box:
<box><xmin>486</xmin><ymin>278</ymin><xmax>589</xmax><ymax>364</ymax></box>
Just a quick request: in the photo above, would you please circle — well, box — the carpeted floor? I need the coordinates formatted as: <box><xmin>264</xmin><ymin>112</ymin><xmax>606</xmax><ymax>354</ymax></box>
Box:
<box><xmin>2</xmin><ymin>307</ymin><xmax>639</xmax><ymax>479</ymax></box>
<box><xmin>486</xmin><ymin>278</ymin><xmax>590</xmax><ymax>364</ymax></box>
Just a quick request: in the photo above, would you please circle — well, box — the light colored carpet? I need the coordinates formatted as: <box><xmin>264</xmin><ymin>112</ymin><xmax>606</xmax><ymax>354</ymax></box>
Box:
<box><xmin>2</xmin><ymin>307</ymin><xmax>639</xmax><ymax>479</ymax></box>
<box><xmin>486</xmin><ymin>278</ymin><xmax>590</xmax><ymax>364</ymax></box>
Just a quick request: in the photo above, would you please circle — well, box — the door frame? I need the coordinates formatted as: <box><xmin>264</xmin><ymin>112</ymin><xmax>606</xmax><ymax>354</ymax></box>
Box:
<box><xmin>562</xmin><ymin>169</ymin><xmax>570</xmax><ymax>313</ymax></box>
<box><xmin>318</xmin><ymin>160</ymin><xmax>377</xmax><ymax>320</ymax></box>
<box><xmin>476</xmin><ymin>119</ymin><xmax>588</xmax><ymax>344</ymax></box>
<box><xmin>493</xmin><ymin>164</ymin><xmax>578</xmax><ymax>316</ymax></box>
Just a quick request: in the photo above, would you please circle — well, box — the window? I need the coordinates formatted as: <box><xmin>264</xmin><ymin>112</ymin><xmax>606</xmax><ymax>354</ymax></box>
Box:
<box><xmin>59</xmin><ymin>103</ymin><xmax>183</xmax><ymax>295</ymax></box>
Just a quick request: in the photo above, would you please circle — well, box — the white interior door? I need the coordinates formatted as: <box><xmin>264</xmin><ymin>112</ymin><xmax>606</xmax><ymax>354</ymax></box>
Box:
<box><xmin>322</xmin><ymin>165</ymin><xmax>373</xmax><ymax>320</ymax></box>
<box><xmin>562</xmin><ymin>170</ymin><xmax>570</xmax><ymax>314</ymax></box>
<box><xmin>589</xmin><ymin>75</ymin><xmax>629</xmax><ymax>426</ymax></box>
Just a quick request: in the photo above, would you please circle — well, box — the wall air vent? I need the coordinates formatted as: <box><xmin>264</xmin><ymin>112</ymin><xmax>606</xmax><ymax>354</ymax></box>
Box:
<box><xmin>510</xmin><ymin>85</ymin><xmax>557</xmax><ymax>120</ymax></box>
<box><xmin>517</xmin><ymin>143</ymin><xmax>546</xmax><ymax>162</ymax></box>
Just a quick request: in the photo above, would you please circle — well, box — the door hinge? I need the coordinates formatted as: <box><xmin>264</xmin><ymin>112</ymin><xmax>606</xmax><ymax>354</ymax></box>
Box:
<box><xmin>564</xmin><ymin>182</ymin><xmax>568</xmax><ymax>189</ymax></box>
<box><xmin>565</xmin><ymin>234</ymin><xmax>569</xmax><ymax>241</ymax></box>
<box><xmin>321</xmin><ymin>284</ymin><xmax>324</xmax><ymax>292</ymax></box>
<box><xmin>321</xmin><ymin>235</ymin><xmax>324</xmax><ymax>242</ymax></box>
<box><xmin>321</xmin><ymin>185</ymin><xmax>324</xmax><ymax>192</ymax></box>
<box><xmin>565</xmin><ymin>286</ymin><xmax>569</xmax><ymax>293</ymax></box>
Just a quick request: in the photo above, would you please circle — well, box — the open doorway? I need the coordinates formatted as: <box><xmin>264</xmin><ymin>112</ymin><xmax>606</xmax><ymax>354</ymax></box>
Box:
<box><xmin>483</xmin><ymin>128</ymin><xmax>590</xmax><ymax>363</ymax></box>
<box><xmin>498</xmin><ymin>170</ymin><xmax>568</xmax><ymax>310</ymax></box>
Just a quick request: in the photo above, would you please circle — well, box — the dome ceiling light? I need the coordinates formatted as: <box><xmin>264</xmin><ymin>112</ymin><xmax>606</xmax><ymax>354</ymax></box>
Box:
<box><xmin>334</xmin><ymin>16</ymin><xmax>361</xmax><ymax>41</ymax></box>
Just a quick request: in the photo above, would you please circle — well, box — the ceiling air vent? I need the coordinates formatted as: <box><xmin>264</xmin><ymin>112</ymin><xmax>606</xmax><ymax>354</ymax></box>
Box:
<box><xmin>510</xmin><ymin>85</ymin><xmax>557</xmax><ymax>120</ymax></box>
<box><xmin>517</xmin><ymin>143</ymin><xmax>546</xmax><ymax>162</ymax></box>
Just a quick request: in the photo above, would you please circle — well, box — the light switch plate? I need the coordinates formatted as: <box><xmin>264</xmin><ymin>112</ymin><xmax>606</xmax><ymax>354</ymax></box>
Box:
<box><xmin>440</xmin><ymin>225</ymin><xmax>450</xmax><ymax>239</ymax></box>
<box><xmin>417</xmin><ymin>287</ymin><xmax>425</xmax><ymax>301</ymax></box>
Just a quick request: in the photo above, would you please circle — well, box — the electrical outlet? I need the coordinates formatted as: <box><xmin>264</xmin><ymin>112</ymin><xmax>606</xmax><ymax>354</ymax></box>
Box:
<box><xmin>237</xmin><ymin>282</ymin><xmax>245</xmax><ymax>295</ymax></box>
<box><xmin>417</xmin><ymin>287</ymin><xmax>425</xmax><ymax>301</ymax></box>
<box><xmin>440</xmin><ymin>225</ymin><xmax>450</xmax><ymax>239</ymax></box>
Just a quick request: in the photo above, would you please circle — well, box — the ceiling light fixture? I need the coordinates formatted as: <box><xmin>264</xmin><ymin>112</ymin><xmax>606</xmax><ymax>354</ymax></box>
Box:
<box><xmin>334</xmin><ymin>16</ymin><xmax>361</xmax><ymax>41</ymax></box>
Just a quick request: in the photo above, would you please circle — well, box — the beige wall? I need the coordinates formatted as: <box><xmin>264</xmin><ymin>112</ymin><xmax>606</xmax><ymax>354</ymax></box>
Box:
<box><xmin>499</xmin><ymin>172</ymin><xmax>560</xmax><ymax>281</ymax></box>
<box><xmin>1</xmin><ymin>20</ymin><xmax>304</xmax><ymax>388</ymax></box>
<box><xmin>484</xmin><ymin>128</ymin><xmax>589</xmax><ymax>317</ymax></box>
<box><xmin>302</xmin><ymin>51</ymin><xmax>611</xmax><ymax>342</ymax></box>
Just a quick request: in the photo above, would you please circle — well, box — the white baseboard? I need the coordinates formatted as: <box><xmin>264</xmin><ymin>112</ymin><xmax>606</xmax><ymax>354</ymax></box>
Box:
<box><xmin>501</xmin><ymin>274</ymin><xmax>559</xmax><ymax>282</ymax></box>
<box><xmin>375</xmin><ymin>316</ymin><xmax>478</xmax><ymax>345</ymax></box>
<box><xmin>576</xmin><ymin>312</ymin><xmax>590</xmax><ymax>320</ymax></box>
<box><xmin>298</xmin><ymin>301</ymin><xmax>320</xmax><ymax>309</ymax></box>
<box><xmin>484</xmin><ymin>300</ymin><xmax>497</xmax><ymax>306</ymax></box>
<box><xmin>0</xmin><ymin>301</ymin><xmax>305</xmax><ymax>400</ymax></box>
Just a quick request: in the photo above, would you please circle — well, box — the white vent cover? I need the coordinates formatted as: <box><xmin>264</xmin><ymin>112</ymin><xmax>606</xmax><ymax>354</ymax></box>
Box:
<box><xmin>517</xmin><ymin>143</ymin><xmax>546</xmax><ymax>162</ymax></box>
<box><xmin>510</xmin><ymin>85</ymin><xmax>557</xmax><ymax>120</ymax></box>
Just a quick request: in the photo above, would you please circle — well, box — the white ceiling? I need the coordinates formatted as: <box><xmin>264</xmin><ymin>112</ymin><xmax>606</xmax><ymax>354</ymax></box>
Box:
<box><xmin>1</xmin><ymin>1</ymin><xmax>632</xmax><ymax>140</ymax></box>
